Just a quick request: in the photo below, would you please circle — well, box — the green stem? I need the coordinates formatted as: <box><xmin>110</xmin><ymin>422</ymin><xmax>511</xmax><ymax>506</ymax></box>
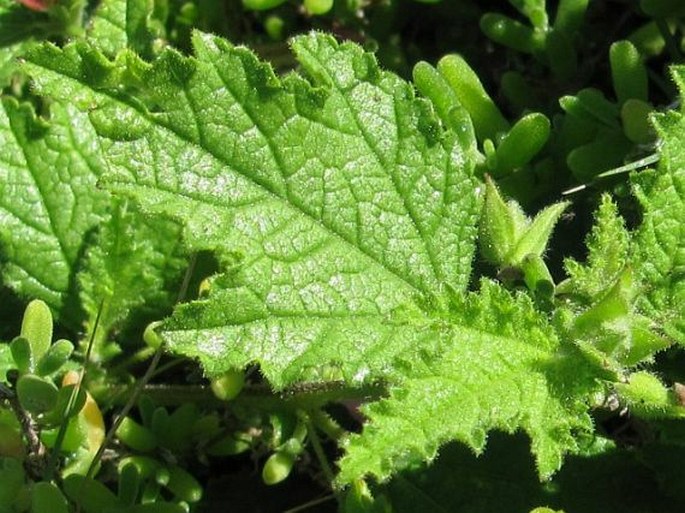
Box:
<box><xmin>92</xmin><ymin>381</ymin><xmax>385</xmax><ymax>411</ymax></box>
<box><xmin>305</xmin><ymin>414</ymin><xmax>337</xmax><ymax>488</ymax></box>
<box><xmin>310</xmin><ymin>409</ymin><xmax>346</xmax><ymax>441</ymax></box>
<box><xmin>655</xmin><ymin>18</ymin><xmax>683</xmax><ymax>62</ymax></box>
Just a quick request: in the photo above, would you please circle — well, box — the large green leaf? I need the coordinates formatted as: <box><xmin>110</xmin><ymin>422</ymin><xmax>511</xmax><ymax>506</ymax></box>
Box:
<box><xmin>632</xmin><ymin>68</ymin><xmax>685</xmax><ymax>344</ymax></box>
<box><xmin>0</xmin><ymin>98</ymin><xmax>110</xmax><ymax>317</ymax></box>
<box><xmin>0</xmin><ymin>98</ymin><xmax>186</xmax><ymax>336</ymax></box>
<box><xmin>337</xmin><ymin>280</ymin><xmax>598</xmax><ymax>483</ymax></box>
<box><xmin>22</xmin><ymin>32</ymin><xmax>602</xmax><ymax>483</ymax></box>
<box><xmin>24</xmin><ymin>31</ymin><xmax>481</xmax><ymax>384</ymax></box>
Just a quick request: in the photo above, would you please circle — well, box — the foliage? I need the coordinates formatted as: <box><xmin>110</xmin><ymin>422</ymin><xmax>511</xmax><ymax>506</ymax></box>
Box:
<box><xmin>1</xmin><ymin>0</ymin><xmax>685</xmax><ymax>512</ymax></box>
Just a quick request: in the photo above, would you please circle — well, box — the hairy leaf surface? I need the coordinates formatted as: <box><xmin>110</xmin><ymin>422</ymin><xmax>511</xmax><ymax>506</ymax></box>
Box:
<box><xmin>632</xmin><ymin>69</ymin><xmax>685</xmax><ymax>343</ymax></box>
<box><xmin>338</xmin><ymin>280</ymin><xmax>597</xmax><ymax>483</ymax></box>
<box><xmin>563</xmin><ymin>194</ymin><xmax>630</xmax><ymax>301</ymax></box>
<box><xmin>78</xmin><ymin>199</ymin><xmax>187</xmax><ymax>350</ymax></box>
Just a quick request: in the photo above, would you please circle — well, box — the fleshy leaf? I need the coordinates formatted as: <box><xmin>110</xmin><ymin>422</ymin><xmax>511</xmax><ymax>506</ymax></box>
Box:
<box><xmin>631</xmin><ymin>66</ymin><xmax>685</xmax><ymax>344</ymax></box>
<box><xmin>0</xmin><ymin>98</ymin><xmax>110</xmax><ymax>320</ymax></box>
<box><xmin>23</xmin><ymin>32</ymin><xmax>481</xmax><ymax>386</ymax></box>
<box><xmin>337</xmin><ymin>280</ymin><xmax>598</xmax><ymax>484</ymax></box>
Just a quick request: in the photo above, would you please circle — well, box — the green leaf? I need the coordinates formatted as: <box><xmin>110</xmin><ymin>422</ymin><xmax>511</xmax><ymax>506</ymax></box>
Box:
<box><xmin>562</xmin><ymin>194</ymin><xmax>629</xmax><ymax>301</ymax></box>
<box><xmin>21</xmin><ymin>32</ymin><xmax>607</xmax><ymax>486</ymax></box>
<box><xmin>631</xmin><ymin>66</ymin><xmax>685</xmax><ymax>343</ymax></box>
<box><xmin>20</xmin><ymin>299</ymin><xmax>52</xmax><ymax>363</ymax></box>
<box><xmin>23</xmin><ymin>32</ymin><xmax>480</xmax><ymax>386</ymax></box>
<box><xmin>87</xmin><ymin>0</ymin><xmax>157</xmax><ymax>58</ymax></box>
<box><xmin>615</xmin><ymin>371</ymin><xmax>685</xmax><ymax>419</ymax></box>
<box><xmin>0</xmin><ymin>98</ymin><xmax>110</xmax><ymax>321</ymax></box>
<box><xmin>77</xmin><ymin>199</ymin><xmax>186</xmax><ymax>351</ymax></box>
<box><xmin>31</xmin><ymin>482</ymin><xmax>69</xmax><ymax>513</ymax></box>
<box><xmin>0</xmin><ymin>0</ymin><xmax>48</xmax><ymax>47</ymax></box>
<box><xmin>337</xmin><ymin>281</ymin><xmax>598</xmax><ymax>484</ymax></box>
<box><xmin>508</xmin><ymin>200</ymin><xmax>569</xmax><ymax>264</ymax></box>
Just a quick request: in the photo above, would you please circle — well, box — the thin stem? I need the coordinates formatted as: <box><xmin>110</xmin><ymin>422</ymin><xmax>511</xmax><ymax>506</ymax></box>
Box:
<box><xmin>92</xmin><ymin>381</ymin><xmax>385</xmax><ymax>410</ymax></box>
<box><xmin>655</xmin><ymin>18</ymin><xmax>683</xmax><ymax>63</ymax></box>
<box><xmin>0</xmin><ymin>383</ymin><xmax>46</xmax><ymax>480</ymax></box>
<box><xmin>85</xmin><ymin>253</ymin><xmax>198</xmax><ymax>479</ymax></box>
<box><xmin>45</xmin><ymin>297</ymin><xmax>105</xmax><ymax>482</ymax></box>
<box><xmin>283</xmin><ymin>494</ymin><xmax>336</xmax><ymax>513</ymax></box>
<box><xmin>305</xmin><ymin>414</ymin><xmax>337</xmax><ymax>489</ymax></box>
<box><xmin>562</xmin><ymin>153</ymin><xmax>660</xmax><ymax>195</ymax></box>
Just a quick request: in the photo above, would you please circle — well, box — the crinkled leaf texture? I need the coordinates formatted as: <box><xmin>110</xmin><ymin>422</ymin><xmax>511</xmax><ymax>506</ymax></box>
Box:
<box><xmin>338</xmin><ymin>280</ymin><xmax>596</xmax><ymax>484</ymax></box>
<box><xmin>0</xmin><ymin>98</ymin><xmax>110</xmax><ymax>316</ymax></box>
<box><xmin>23</xmin><ymin>31</ymin><xmax>599</xmax><ymax>483</ymax></box>
<box><xmin>78</xmin><ymin>199</ymin><xmax>186</xmax><ymax>346</ymax></box>
<box><xmin>24</xmin><ymin>31</ymin><xmax>480</xmax><ymax>382</ymax></box>
<box><xmin>0</xmin><ymin>95</ymin><xmax>186</xmax><ymax>334</ymax></box>
<box><xmin>563</xmin><ymin>194</ymin><xmax>630</xmax><ymax>301</ymax></box>
<box><xmin>631</xmin><ymin>66</ymin><xmax>685</xmax><ymax>344</ymax></box>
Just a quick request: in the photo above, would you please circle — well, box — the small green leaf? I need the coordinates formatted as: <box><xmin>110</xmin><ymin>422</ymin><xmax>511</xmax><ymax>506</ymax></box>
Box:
<box><xmin>508</xmin><ymin>200</ymin><xmax>569</xmax><ymax>264</ymax></box>
<box><xmin>262</xmin><ymin>452</ymin><xmax>296</xmax><ymax>485</ymax></box>
<box><xmin>210</xmin><ymin>369</ymin><xmax>245</xmax><ymax>401</ymax></box>
<box><xmin>621</xmin><ymin>99</ymin><xmax>654</xmax><ymax>144</ymax></box>
<box><xmin>494</xmin><ymin>112</ymin><xmax>550</xmax><ymax>174</ymax></box>
<box><xmin>610</xmin><ymin>40</ymin><xmax>648</xmax><ymax>105</ymax></box>
<box><xmin>546</xmin><ymin>29</ymin><xmax>577</xmax><ymax>82</ymax></box>
<box><xmin>116</xmin><ymin>417</ymin><xmax>158</xmax><ymax>453</ymax></box>
<box><xmin>437</xmin><ymin>53</ymin><xmax>509</xmax><ymax>141</ymax></box>
<box><xmin>20</xmin><ymin>299</ymin><xmax>52</xmax><ymax>364</ymax></box>
<box><xmin>615</xmin><ymin>371</ymin><xmax>684</xmax><ymax>419</ymax></box>
<box><xmin>63</xmin><ymin>475</ymin><xmax>122</xmax><ymax>513</ymax></box>
<box><xmin>304</xmin><ymin>0</ymin><xmax>333</xmax><ymax>15</ymax></box>
<box><xmin>479</xmin><ymin>177</ymin><xmax>518</xmax><ymax>266</ymax></box>
<box><xmin>77</xmin><ymin>200</ymin><xmax>186</xmax><ymax>355</ymax></box>
<box><xmin>31</xmin><ymin>482</ymin><xmax>68</xmax><ymax>513</ymax></box>
<box><xmin>9</xmin><ymin>337</ymin><xmax>31</xmax><ymax>374</ymax></box>
<box><xmin>480</xmin><ymin>13</ymin><xmax>541</xmax><ymax>54</ymax></box>
<box><xmin>36</xmin><ymin>339</ymin><xmax>73</xmax><ymax>376</ymax></box>
<box><xmin>562</xmin><ymin>194</ymin><xmax>630</xmax><ymax>300</ymax></box>
<box><xmin>165</xmin><ymin>464</ymin><xmax>202</xmax><ymax>502</ymax></box>
<box><xmin>16</xmin><ymin>374</ymin><xmax>58</xmax><ymax>414</ymax></box>
<box><xmin>118</xmin><ymin>461</ymin><xmax>141</xmax><ymax>506</ymax></box>
<box><xmin>560</xmin><ymin>88</ymin><xmax>620</xmax><ymax>129</ymax></box>
<box><xmin>520</xmin><ymin>253</ymin><xmax>554</xmax><ymax>298</ymax></box>
<box><xmin>553</xmin><ymin>0</ymin><xmax>589</xmax><ymax>34</ymax></box>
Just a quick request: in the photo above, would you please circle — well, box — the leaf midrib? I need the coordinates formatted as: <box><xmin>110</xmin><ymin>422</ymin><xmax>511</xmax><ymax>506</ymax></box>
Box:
<box><xmin>29</xmin><ymin>47</ymin><xmax>437</xmax><ymax>301</ymax></box>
